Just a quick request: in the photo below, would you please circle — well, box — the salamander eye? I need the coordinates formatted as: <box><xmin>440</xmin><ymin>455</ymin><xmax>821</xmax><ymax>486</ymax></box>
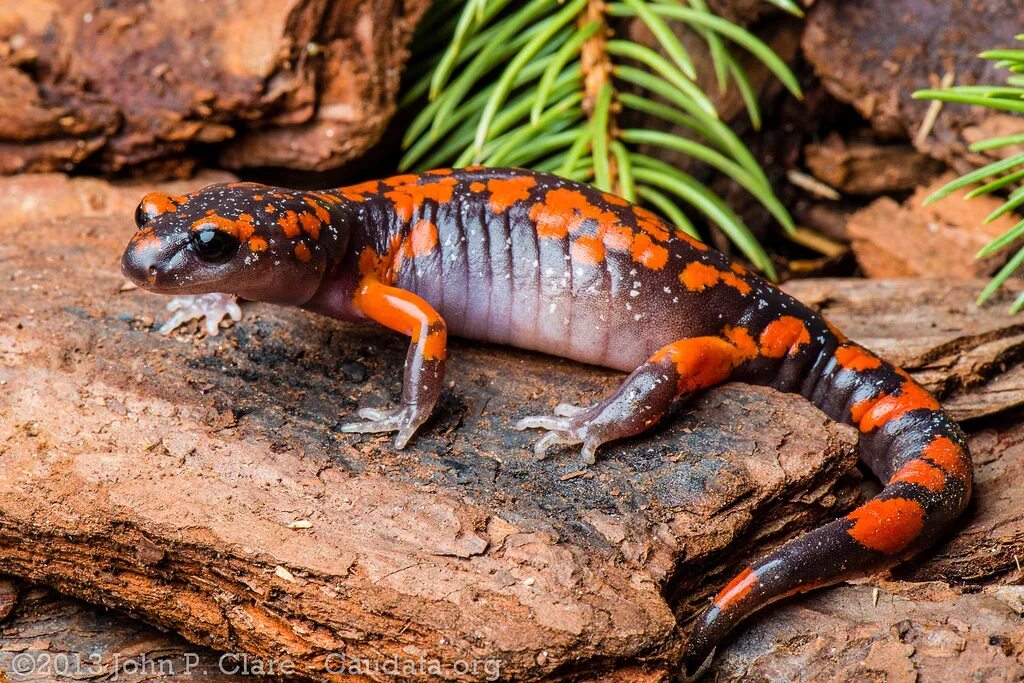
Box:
<box><xmin>190</xmin><ymin>227</ymin><xmax>240</xmax><ymax>263</ymax></box>
<box><xmin>134</xmin><ymin>202</ymin><xmax>150</xmax><ymax>228</ymax></box>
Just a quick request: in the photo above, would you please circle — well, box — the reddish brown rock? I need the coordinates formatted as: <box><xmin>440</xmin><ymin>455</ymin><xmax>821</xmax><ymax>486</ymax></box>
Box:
<box><xmin>0</xmin><ymin>1</ymin><xmax>429</xmax><ymax>175</ymax></box>
<box><xmin>845</xmin><ymin>174</ymin><xmax>1019</xmax><ymax>280</ymax></box>
<box><xmin>803</xmin><ymin>0</ymin><xmax>1024</xmax><ymax>167</ymax></box>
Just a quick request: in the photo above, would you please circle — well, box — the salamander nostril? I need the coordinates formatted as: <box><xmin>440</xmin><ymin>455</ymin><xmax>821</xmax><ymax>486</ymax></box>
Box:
<box><xmin>148</xmin><ymin>265</ymin><xmax>158</xmax><ymax>276</ymax></box>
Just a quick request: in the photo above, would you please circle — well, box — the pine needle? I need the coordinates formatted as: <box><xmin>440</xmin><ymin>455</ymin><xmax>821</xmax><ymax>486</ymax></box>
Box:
<box><xmin>399</xmin><ymin>0</ymin><xmax>801</xmax><ymax>279</ymax></box>
<box><xmin>914</xmin><ymin>36</ymin><xmax>1024</xmax><ymax>311</ymax></box>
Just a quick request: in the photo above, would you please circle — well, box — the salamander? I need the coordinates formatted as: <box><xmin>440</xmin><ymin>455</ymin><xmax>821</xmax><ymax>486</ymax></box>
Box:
<box><xmin>120</xmin><ymin>167</ymin><xmax>972</xmax><ymax>677</ymax></box>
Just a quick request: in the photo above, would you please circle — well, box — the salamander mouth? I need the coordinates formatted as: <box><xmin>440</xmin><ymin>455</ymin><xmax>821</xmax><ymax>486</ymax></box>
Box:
<box><xmin>121</xmin><ymin>239</ymin><xmax>227</xmax><ymax>295</ymax></box>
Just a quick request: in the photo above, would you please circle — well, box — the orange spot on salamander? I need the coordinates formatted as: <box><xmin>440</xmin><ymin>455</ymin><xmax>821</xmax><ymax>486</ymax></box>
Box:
<box><xmin>311</xmin><ymin>191</ymin><xmax>343</xmax><ymax>205</ymax></box>
<box><xmin>486</xmin><ymin>176</ymin><xmax>536</xmax><ymax>214</ymax></box>
<box><xmin>384</xmin><ymin>176</ymin><xmax>458</xmax><ymax>223</ymax></box>
<box><xmin>394</xmin><ymin>221</ymin><xmax>440</xmax><ymax>270</ymax></box>
<box><xmin>603</xmin><ymin>223</ymin><xmax>633</xmax><ymax>251</ymax></box>
<box><xmin>759</xmin><ymin>316</ymin><xmax>811</xmax><ymax>358</ymax></box>
<box><xmin>723</xmin><ymin>325</ymin><xmax>759</xmax><ymax>362</ymax></box>
<box><xmin>304</xmin><ymin>197</ymin><xmax>331</xmax><ymax>223</ymax></box>
<box><xmin>409</xmin><ymin>219</ymin><xmax>439</xmax><ymax>257</ymax></box>
<box><xmin>470</xmin><ymin>182</ymin><xmax>485</xmax><ymax>192</ymax></box>
<box><xmin>846</xmin><ymin>497</ymin><xmax>925</xmax><ymax>555</ymax></box>
<box><xmin>679</xmin><ymin>262</ymin><xmax>752</xmax><ymax>295</ymax></box>
<box><xmin>338</xmin><ymin>180</ymin><xmax>380</xmax><ymax>202</ymax></box>
<box><xmin>299</xmin><ymin>212</ymin><xmax>321</xmax><ymax>239</ymax></box>
<box><xmin>835</xmin><ymin>344</ymin><xmax>883</xmax><ymax>371</ymax></box>
<box><xmin>249</xmin><ymin>237</ymin><xmax>268</xmax><ymax>253</ymax></box>
<box><xmin>602</xmin><ymin>192</ymin><xmax>629</xmax><ymax>206</ymax></box>
<box><xmin>191</xmin><ymin>214</ymin><xmax>255</xmax><ymax>242</ymax></box>
<box><xmin>357</xmin><ymin>235</ymin><xmax>407</xmax><ymax>284</ymax></box>
<box><xmin>529</xmin><ymin>188</ymin><xmax>589</xmax><ymax>239</ymax></box>
<box><xmin>849</xmin><ymin>379</ymin><xmax>940</xmax><ymax>433</ymax></box>
<box><xmin>570</xmin><ymin>234</ymin><xmax>606</xmax><ymax>266</ymax></box>
<box><xmin>383</xmin><ymin>173</ymin><xmax>420</xmax><ymax>187</ymax></box>
<box><xmin>141</xmin><ymin>192</ymin><xmax>178</xmax><ymax>216</ymax></box>
<box><xmin>713</xmin><ymin>567</ymin><xmax>757</xmax><ymax>611</ymax></box>
<box><xmin>129</xmin><ymin>226</ymin><xmax>162</xmax><ymax>251</ymax></box>
<box><xmin>278</xmin><ymin>211</ymin><xmax>301</xmax><ymax>238</ymax></box>
<box><xmin>294</xmin><ymin>243</ymin><xmax>312</xmax><ymax>262</ymax></box>
<box><xmin>651</xmin><ymin>337</ymin><xmax>738</xmax><ymax>394</ymax></box>
<box><xmin>633</xmin><ymin>206</ymin><xmax>670</xmax><ymax>241</ymax></box>
<box><xmin>890</xmin><ymin>458</ymin><xmax>946</xmax><ymax>492</ymax></box>
<box><xmin>922</xmin><ymin>436</ymin><xmax>971</xmax><ymax>485</ymax></box>
<box><xmin>630</xmin><ymin>232</ymin><xmax>668</xmax><ymax>270</ymax></box>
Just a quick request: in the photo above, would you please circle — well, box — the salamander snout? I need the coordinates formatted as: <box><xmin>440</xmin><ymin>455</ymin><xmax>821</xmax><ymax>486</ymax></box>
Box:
<box><xmin>121</xmin><ymin>228</ymin><xmax>190</xmax><ymax>292</ymax></box>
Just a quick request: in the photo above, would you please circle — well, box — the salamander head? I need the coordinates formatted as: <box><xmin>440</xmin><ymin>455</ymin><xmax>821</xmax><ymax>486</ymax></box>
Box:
<box><xmin>121</xmin><ymin>182</ymin><xmax>340</xmax><ymax>304</ymax></box>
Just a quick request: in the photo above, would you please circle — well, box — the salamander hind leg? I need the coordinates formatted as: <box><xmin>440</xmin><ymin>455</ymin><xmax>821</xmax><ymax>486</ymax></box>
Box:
<box><xmin>517</xmin><ymin>336</ymin><xmax>749</xmax><ymax>464</ymax></box>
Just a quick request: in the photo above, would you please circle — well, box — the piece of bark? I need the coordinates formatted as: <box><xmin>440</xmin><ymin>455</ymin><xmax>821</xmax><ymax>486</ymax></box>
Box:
<box><xmin>803</xmin><ymin>132</ymin><xmax>943</xmax><ymax>195</ymax></box>
<box><xmin>845</xmin><ymin>174</ymin><xmax>1019</xmax><ymax>280</ymax></box>
<box><xmin>0</xmin><ymin>1</ymin><xmax>428</xmax><ymax>175</ymax></box>
<box><xmin>0</xmin><ymin>173</ymin><xmax>862</xmax><ymax>680</ymax></box>
<box><xmin>0</xmin><ymin>584</ymin><xmax>268</xmax><ymax>682</ymax></box>
<box><xmin>713</xmin><ymin>582</ymin><xmax>1024</xmax><ymax>682</ymax></box>
<box><xmin>783</xmin><ymin>278</ymin><xmax>1024</xmax><ymax>422</ymax></box>
<box><xmin>802</xmin><ymin>0</ymin><xmax>1024</xmax><ymax>168</ymax></box>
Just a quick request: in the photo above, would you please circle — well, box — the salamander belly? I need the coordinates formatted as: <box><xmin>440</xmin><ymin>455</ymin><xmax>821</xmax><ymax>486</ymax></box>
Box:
<box><xmin>393</xmin><ymin>186</ymin><xmax>736</xmax><ymax>372</ymax></box>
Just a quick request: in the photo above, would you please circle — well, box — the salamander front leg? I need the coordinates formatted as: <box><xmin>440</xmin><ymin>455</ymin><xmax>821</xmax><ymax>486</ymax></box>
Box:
<box><xmin>341</xmin><ymin>279</ymin><xmax>447</xmax><ymax>449</ymax></box>
<box><xmin>517</xmin><ymin>337</ymin><xmax>744</xmax><ymax>464</ymax></box>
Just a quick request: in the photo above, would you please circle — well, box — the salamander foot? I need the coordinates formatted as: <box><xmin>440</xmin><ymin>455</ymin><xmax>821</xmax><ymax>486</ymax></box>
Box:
<box><xmin>341</xmin><ymin>406</ymin><xmax>428</xmax><ymax>449</ymax></box>
<box><xmin>158</xmin><ymin>293</ymin><xmax>241</xmax><ymax>336</ymax></box>
<box><xmin>515</xmin><ymin>402</ymin><xmax>611</xmax><ymax>465</ymax></box>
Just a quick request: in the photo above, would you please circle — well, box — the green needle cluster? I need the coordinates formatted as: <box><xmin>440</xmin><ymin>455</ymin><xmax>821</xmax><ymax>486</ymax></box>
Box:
<box><xmin>914</xmin><ymin>34</ymin><xmax>1024</xmax><ymax>312</ymax></box>
<box><xmin>400</xmin><ymin>0</ymin><xmax>802</xmax><ymax>280</ymax></box>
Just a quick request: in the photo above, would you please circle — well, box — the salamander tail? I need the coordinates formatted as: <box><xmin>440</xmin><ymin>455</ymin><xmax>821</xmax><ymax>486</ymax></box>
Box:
<box><xmin>682</xmin><ymin>338</ymin><xmax>972</xmax><ymax>677</ymax></box>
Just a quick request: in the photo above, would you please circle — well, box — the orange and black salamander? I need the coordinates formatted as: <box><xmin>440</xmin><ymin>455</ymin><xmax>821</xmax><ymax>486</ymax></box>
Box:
<box><xmin>121</xmin><ymin>167</ymin><xmax>972</xmax><ymax>677</ymax></box>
